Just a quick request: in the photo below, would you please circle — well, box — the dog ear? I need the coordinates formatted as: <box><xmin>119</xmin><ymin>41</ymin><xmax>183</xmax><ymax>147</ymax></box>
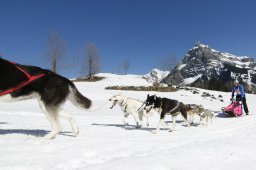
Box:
<box><xmin>147</xmin><ymin>94</ymin><xmax>149</xmax><ymax>99</ymax></box>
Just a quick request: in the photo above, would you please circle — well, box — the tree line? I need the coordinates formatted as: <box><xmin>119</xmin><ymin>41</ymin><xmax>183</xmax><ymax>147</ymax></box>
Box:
<box><xmin>44</xmin><ymin>32</ymin><xmax>131</xmax><ymax>79</ymax></box>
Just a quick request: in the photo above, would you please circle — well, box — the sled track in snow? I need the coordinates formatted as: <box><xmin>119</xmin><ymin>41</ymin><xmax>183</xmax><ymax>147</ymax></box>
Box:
<box><xmin>206</xmin><ymin>115</ymin><xmax>255</xmax><ymax>135</ymax></box>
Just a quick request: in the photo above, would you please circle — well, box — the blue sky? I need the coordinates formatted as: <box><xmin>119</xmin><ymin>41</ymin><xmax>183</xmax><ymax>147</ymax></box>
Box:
<box><xmin>0</xmin><ymin>0</ymin><xmax>256</xmax><ymax>77</ymax></box>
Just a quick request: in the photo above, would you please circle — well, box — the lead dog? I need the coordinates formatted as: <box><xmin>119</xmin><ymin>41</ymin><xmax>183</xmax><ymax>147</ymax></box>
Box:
<box><xmin>109</xmin><ymin>94</ymin><xmax>154</xmax><ymax>128</ymax></box>
<box><xmin>0</xmin><ymin>58</ymin><xmax>91</xmax><ymax>139</ymax></box>
<box><xmin>144</xmin><ymin>94</ymin><xmax>192</xmax><ymax>134</ymax></box>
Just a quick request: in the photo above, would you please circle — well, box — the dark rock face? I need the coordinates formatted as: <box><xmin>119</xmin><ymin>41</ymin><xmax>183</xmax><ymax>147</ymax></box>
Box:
<box><xmin>163</xmin><ymin>43</ymin><xmax>256</xmax><ymax>92</ymax></box>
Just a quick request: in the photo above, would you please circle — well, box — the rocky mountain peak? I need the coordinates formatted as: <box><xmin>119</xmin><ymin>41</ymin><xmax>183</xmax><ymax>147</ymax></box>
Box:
<box><xmin>163</xmin><ymin>43</ymin><xmax>256</xmax><ymax>92</ymax></box>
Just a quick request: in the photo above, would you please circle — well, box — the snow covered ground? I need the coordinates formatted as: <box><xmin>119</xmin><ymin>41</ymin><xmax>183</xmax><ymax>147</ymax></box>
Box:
<box><xmin>0</xmin><ymin>73</ymin><xmax>256</xmax><ymax>170</ymax></box>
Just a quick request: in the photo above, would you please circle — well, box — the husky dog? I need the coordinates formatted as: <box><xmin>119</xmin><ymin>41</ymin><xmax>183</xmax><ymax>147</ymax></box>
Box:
<box><xmin>109</xmin><ymin>94</ymin><xmax>153</xmax><ymax>128</ymax></box>
<box><xmin>0</xmin><ymin>58</ymin><xmax>91</xmax><ymax>139</ymax></box>
<box><xmin>198</xmin><ymin>109</ymin><xmax>214</xmax><ymax>127</ymax></box>
<box><xmin>187</xmin><ymin>104</ymin><xmax>214</xmax><ymax>127</ymax></box>
<box><xmin>187</xmin><ymin>104</ymin><xmax>204</xmax><ymax>124</ymax></box>
<box><xmin>144</xmin><ymin>94</ymin><xmax>192</xmax><ymax>134</ymax></box>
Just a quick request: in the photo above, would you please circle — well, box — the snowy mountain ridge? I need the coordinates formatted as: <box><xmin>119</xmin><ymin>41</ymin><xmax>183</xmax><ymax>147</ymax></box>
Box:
<box><xmin>163</xmin><ymin>43</ymin><xmax>256</xmax><ymax>92</ymax></box>
<box><xmin>143</xmin><ymin>69</ymin><xmax>170</xmax><ymax>83</ymax></box>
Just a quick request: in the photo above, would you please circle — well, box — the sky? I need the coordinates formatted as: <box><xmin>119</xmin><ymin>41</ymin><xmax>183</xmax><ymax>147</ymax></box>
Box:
<box><xmin>0</xmin><ymin>0</ymin><xmax>256</xmax><ymax>78</ymax></box>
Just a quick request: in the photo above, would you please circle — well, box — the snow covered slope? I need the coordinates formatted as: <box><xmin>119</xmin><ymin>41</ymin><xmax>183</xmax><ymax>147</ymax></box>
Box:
<box><xmin>0</xmin><ymin>73</ymin><xmax>256</xmax><ymax>170</ymax></box>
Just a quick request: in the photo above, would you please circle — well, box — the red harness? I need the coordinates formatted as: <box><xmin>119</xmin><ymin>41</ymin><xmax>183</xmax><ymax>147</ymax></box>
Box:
<box><xmin>0</xmin><ymin>63</ymin><xmax>45</xmax><ymax>96</ymax></box>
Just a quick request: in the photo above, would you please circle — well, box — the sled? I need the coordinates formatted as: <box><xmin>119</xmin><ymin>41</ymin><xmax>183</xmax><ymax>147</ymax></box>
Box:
<box><xmin>221</xmin><ymin>100</ymin><xmax>243</xmax><ymax>117</ymax></box>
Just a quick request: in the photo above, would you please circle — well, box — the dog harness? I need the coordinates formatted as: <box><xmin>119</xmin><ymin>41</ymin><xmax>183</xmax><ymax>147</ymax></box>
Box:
<box><xmin>0</xmin><ymin>63</ymin><xmax>45</xmax><ymax>96</ymax></box>
<box><xmin>121</xmin><ymin>98</ymin><xmax>129</xmax><ymax>112</ymax></box>
<box><xmin>169</xmin><ymin>102</ymin><xmax>180</xmax><ymax>114</ymax></box>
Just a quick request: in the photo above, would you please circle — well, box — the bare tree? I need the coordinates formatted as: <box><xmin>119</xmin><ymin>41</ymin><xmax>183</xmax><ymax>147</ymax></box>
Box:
<box><xmin>83</xmin><ymin>43</ymin><xmax>101</xmax><ymax>79</ymax></box>
<box><xmin>122</xmin><ymin>60</ymin><xmax>130</xmax><ymax>75</ymax></box>
<box><xmin>45</xmin><ymin>32</ymin><xmax>66</xmax><ymax>73</ymax></box>
<box><xmin>161</xmin><ymin>55</ymin><xmax>178</xmax><ymax>71</ymax></box>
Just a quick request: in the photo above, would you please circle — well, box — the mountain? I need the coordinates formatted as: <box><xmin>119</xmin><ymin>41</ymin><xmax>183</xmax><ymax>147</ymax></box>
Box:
<box><xmin>163</xmin><ymin>43</ymin><xmax>256</xmax><ymax>92</ymax></box>
<box><xmin>143</xmin><ymin>69</ymin><xmax>170</xmax><ymax>84</ymax></box>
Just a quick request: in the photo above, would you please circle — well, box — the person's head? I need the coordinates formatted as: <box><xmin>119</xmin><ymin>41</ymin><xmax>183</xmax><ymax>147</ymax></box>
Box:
<box><xmin>234</xmin><ymin>80</ymin><xmax>239</xmax><ymax>87</ymax></box>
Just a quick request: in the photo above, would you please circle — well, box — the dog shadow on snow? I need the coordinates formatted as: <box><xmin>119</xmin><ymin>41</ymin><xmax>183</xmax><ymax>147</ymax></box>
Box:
<box><xmin>0</xmin><ymin>128</ymin><xmax>75</xmax><ymax>137</ymax></box>
<box><xmin>0</xmin><ymin>122</ymin><xmax>8</xmax><ymax>125</ymax></box>
<box><xmin>91</xmin><ymin>123</ymin><xmax>156</xmax><ymax>131</ymax></box>
<box><xmin>91</xmin><ymin>120</ymin><xmax>199</xmax><ymax>132</ymax></box>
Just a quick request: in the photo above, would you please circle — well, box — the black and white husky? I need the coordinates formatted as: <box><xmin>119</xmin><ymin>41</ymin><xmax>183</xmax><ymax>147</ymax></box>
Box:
<box><xmin>0</xmin><ymin>58</ymin><xmax>91</xmax><ymax>139</ymax></box>
<box><xmin>109</xmin><ymin>94</ymin><xmax>154</xmax><ymax>128</ymax></box>
<box><xmin>144</xmin><ymin>94</ymin><xmax>192</xmax><ymax>134</ymax></box>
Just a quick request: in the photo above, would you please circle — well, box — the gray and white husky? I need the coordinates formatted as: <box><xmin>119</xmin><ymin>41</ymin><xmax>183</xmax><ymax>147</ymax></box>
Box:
<box><xmin>109</xmin><ymin>94</ymin><xmax>154</xmax><ymax>128</ymax></box>
<box><xmin>187</xmin><ymin>104</ymin><xmax>214</xmax><ymax>127</ymax></box>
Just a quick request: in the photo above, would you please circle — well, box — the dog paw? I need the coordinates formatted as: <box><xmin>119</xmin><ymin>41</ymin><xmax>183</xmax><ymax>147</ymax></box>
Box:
<box><xmin>43</xmin><ymin>134</ymin><xmax>55</xmax><ymax>140</ymax></box>
<box><xmin>136</xmin><ymin>125</ymin><xmax>142</xmax><ymax>129</ymax></box>
<box><xmin>152</xmin><ymin>130</ymin><xmax>158</xmax><ymax>134</ymax></box>
<box><xmin>73</xmin><ymin>130</ymin><xmax>79</xmax><ymax>137</ymax></box>
<box><xmin>123</xmin><ymin>122</ymin><xmax>129</xmax><ymax>126</ymax></box>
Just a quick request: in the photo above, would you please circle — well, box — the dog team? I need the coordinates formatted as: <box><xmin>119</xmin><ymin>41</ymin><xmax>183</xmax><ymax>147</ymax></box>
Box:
<box><xmin>1</xmin><ymin>58</ymin><xmax>213</xmax><ymax>139</ymax></box>
<box><xmin>109</xmin><ymin>93</ymin><xmax>214</xmax><ymax>134</ymax></box>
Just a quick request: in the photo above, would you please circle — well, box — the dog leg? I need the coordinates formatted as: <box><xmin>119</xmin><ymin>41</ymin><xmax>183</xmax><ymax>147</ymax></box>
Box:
<box><xmin>169</xmin><ymin>116</ymin><xmax>177</xmax><ymax>132</ymax></box>
<box><xmin>189</xmin><ymin>113</ymin><xmax>194</xmax><ymax>125</ymax></box>
<box><xmin>38</xmin><ymin>100</ymin><xmax>61</xmax><ymax>139</ymax></box>
<box><xmin>162</xmin><ymin>122</ymin><xmax>169</xmax><ymax>128</ymax></box>
<box><xmin>184</xmin><ymin>119</ymin><xmax>191</xmax><ymax>128</ymax></box>
<box><xmin>60</xmin><ymin>111</ymin><xmax>79</xmax><ymax>136</ymax></box>
<box><xmin>44</xmin><ymin>111</ymin><xmax>60</xmax><ymax>139</ymax></box>
<box><xmin>142</xmin><ymin>110</ymin><xmax>150</xmax><ymax>126</ymax></box>
<box><xmin>200</xmin><ymin>117</ymin><xmax>204</xmax><ymax>127</ymax></box>
<box><xmin>153</xmin><ymin>119</ymin><xmax>164</xmax><ymax>134</ymax></box>
<box><xmin>138</xmin><ymin>111</ymin><xmax>144</xmax><ymax>127</ymax></box>
<box><xmin>205</xmin><ymin>116</ymin><xmax>209</xmax><ymax>128</ymax></box>
<box><xmin>122</xmin><ymin>113</ymin><xmax>129</xmax><ymax>125</ymax></box>
<box><xmin>144</xmin><ymin>116</ymin><xmax>149</xmax><ymax>126</ymax></box>
<box><xmin>132</xmin><ymin>114</ymin><xmax>141</xmax><ymax>128</ymax></box>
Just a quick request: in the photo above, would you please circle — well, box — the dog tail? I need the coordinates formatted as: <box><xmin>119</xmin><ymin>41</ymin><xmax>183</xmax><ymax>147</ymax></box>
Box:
<box><xmin>68</xmin><ymin>82</ymin><xmax>92</xmax><ymax>110</ymax></box>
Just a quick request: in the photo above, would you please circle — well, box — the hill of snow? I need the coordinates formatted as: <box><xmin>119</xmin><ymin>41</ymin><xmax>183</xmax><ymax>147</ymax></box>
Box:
<box><xmin>0</xmin><ymin>73</ymin><xmax>256</xmax><ymax>170</ymax></box>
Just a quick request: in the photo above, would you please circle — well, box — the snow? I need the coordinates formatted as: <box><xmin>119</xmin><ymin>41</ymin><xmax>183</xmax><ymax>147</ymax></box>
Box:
<box><xmin>183</xmin><ymin>74</ymin><xmax>202</xmax><ymax>85</ymax></box>
<box><xmin>143</xmin><ymin>69</ymin><xmax>170</xmax><ymax>83</ymax></box>
<box><xmin>220</xmin><ymin>53</ymin><xmax>252</xmax><ymax>68</ymax></box>
<box><xmin>178</xmin><ymin>64</ymin><xmax>186</xmax><ymax>70</ymax></box>
<box><xmin>0</xmin><ymin>73</ymin><xmax>256</xmax><ymax>170</ymax></box>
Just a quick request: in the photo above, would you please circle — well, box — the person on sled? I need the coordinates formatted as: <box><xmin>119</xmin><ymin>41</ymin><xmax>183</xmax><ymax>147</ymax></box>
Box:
<box><xmin>231</xmin><ymin>80</ymin><xmax>249</xmax><ymax>115</ymax></box>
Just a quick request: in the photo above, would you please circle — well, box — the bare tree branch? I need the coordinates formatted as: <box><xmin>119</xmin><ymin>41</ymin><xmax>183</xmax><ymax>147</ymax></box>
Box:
<box><xmin>122</xmin><ymin>60</ymin><xmax>130</xmax><ymax>75</ymax></box>
<box><xmin>81</xmin><ymin>43</ymin><xmax>101</xmax><ymax>78</ymax></box>
<box><xmin>161</xmin><ymin>55</ymin><xmax>178</xmax><ymax>71</ymax></box>
<box><xmin>45</xmin><ymin>32</ymin><xmax>66</xmax><ymax>73</ymax></box>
